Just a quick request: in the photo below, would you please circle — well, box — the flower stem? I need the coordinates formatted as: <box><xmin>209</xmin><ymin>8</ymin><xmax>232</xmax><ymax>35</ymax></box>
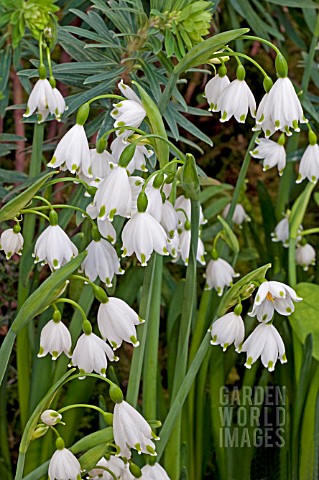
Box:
<box><xmin>54</xmin><ymin>299</ymin><xmax>87</xmax><ymax>323</ymax></box>
<box><xmin>58</xmin><ymin>403</ymin><xmax>106</xmax><ymax>416</ymax></box>
<box><xmin>241</xmin><ymin>35</ymin><xmax>282</xmax><ymax>56</ymax></box>
<box><xmin>20</xmin><ymin>209</ymin><xmax>50</xmax><ymax>221</ymax></box>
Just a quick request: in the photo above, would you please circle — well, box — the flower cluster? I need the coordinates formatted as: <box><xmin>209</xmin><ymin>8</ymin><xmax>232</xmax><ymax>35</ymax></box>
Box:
<box><xmin>209</xmin><ymin>281</ymin><xmax>301</xmax><ymax>371</ymax></box>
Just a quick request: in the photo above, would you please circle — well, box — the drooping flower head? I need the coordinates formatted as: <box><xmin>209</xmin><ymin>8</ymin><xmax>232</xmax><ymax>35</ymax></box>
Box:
<box><xmin>141</xmin><ymin>463</ymin><xmax>171</xmax><ymax>480</ymax></box>
<box><xmin>250</xmin><ymin>135</ymin><xmax>286</xmax><ymax>176</ymax></box>
<box><xmin>204</xmin><ymin>256</ymin><xmax>238</xmax><ymax>296</ymax></box>
<box><xmin>38</xmin><ymin>310</ymin><xmax>72</xmax><ymax>360</ymax></box>
<box><xmin>222</xmin><ymin>203</ymin><xmax>250</xmax><ymax>226</ymax></box>
<box><xmin>296</xmin><ymin>130</ymin><xmax>319</xmax><ymax>184</ymax></box>
<box><xmin>48</xmin><ymin>437</ymin><xmax>81</xmax><ymax>480</ymax></box>
<box><xmin>209</xmin><ymin>304</ymin><xmax>245</xmax><ymax>352</ymax></box>
<box><xmin>111</xmin><ymin>80</ymin><xmax>146</xmax><ymax>131</ymax></box>
<box><xmin>204</xmin><ymin>65</ymin><xmax>230</xmax><ymax>112</ymax></box>
<box><xmin>242</xmin><ymin>323</ymin><xmax>287</xmax><ymax>371</ymax></box>
<box><xmin>24</xmin><ymin>76</ymin><xmax>65</xmax><ymax>123</ymax></box>
<box><xmin>249</xmin><ymin>280</ymin><xmax>302</xmax><ymax>323</ymax></box>
<box><xmin>295</xmin><ymin>242</ymin><xmax>316</xmax><ymax>271</ymax></box>
<box><xmin>0</xmin><ymin>226</ymin><xmax>24</xmax><ymax>259</ymax></box>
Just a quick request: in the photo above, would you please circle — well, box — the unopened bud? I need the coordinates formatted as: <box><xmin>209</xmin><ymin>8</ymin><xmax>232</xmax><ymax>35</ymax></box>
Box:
<box><xmin>40</xmin><ymin>409</ymin><xmax>62</xmax><ymax>426</ymax></box>
<box><xmin>31</xmin><ymin>425</ymin><xmax>49</xmax><ymax>440</ymax></box>
<box><xmin>109</xmin><ymin>383</ymin><xmax>124</xmax><ymax>404</ymax></box>
<box><xmin>129</xmin><ymin>462</ymin><xmax>142</xmax><ymax>478</ymax></box>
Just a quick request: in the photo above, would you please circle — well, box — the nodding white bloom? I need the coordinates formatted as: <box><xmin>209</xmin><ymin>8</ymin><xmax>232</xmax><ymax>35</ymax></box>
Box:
<box><xmin>94</xmin><ymin>165</ymin><xmax>132</xmax><ymax>221</ymax></box>
<box><xmin>178</xmin><ymin>229</ymin><xmax>206</xmax><ymax>266</ymax></box>
<box><xmin>175</xmin><ymin>195</ymin><xmax>206</xmax><ymax>227</ymax></box>
<box><xmin>222</xmin><ymin>203</ymin><xmax>250</xmax><ymax>226</ymax></box>
<box><xmin>78</xmin><ymin>149</ymin><xmax>112</xmax><ymax>186</ymax></box>
<box><xmin>250</xmin><ymin>137</ymin><xmax>286</xmax><ymax>175</ymax></box>
<box><xmin>111</xmin><ymin>133</ymin><xmax>153</xmax><ymax>173</ymax></box>
<box><xmin>111</xmin><ymin>81</ymin><xmax>146</xmax><ymax>130</ymax></box>
<box><xmin>40</xmin><ymin>410</ymin><xmax>62</xmax><ymax>426</ymax></box>
<box><xmin>242</xmin><ymin>323</ymin><xmax>287</xmax><ymax>371</ymax></box>
<box><xmin>88</xmin><ymin>456</ymin><xmax>125</xmax><ymax>480</ymax></box>
<box><xmin>113</xmin><ymin>400</ymin><xmax>158</xmax><ymax>459</ymax></box>
<box><xmin>205</xmin><ymin>73</ymin><xmax>230</xmax><ymax>112</ymax></box>
<box><xmin>141</xmin><ymin>463</ymin><xmax>171</xmax><ymax>480</ymax></box>
<box><xmin>204</xmin><ymin>258</ymin><xmax>238</xmax><ymax>296</ymax></box>
<box><xmin>209</xmin><ymin>309</ymin><xmax>245</xmax><ymax>352</ymax></box>
<box><xmin>249</xmin><ymin>280</ymin><xmax>302</xmax><ymax>323</ymax></box>
<box><xmin>122</xmin><ymin>211</ymin><xmax>168</xmax><ymax>266</ymax></box>
<box><xmin>51</xmin><ymin>87</ymin><xmax>67</xmax><ymax>121</ymax></box>
<box><xmin>296</xmin><ymin>243</ymin><xmax>316</xmax><ymax>271</ymax></box>
<box><xmin>253</xmin><ymin>93</ymin><xmax>276</xmax><ymax>138</ymax></box>
<box><xmin>167</xmin><ymin>230</ymin><xmax>179</xmax><ymax>259</ymax></box>
<box><xmin>24</xmin><ymin>78</ymin><xmax>56</xmax><ymax>123</ymax></box>
<box><xmin>0</xmin><ymin>228</ymin><xmax>24</xmax><ymax>259</ymax></box>
<box><xmin>34</xmin><ymin>224</ymin><xmax>78</xmax><ymax>270</ymax></box>
<box><xmin>97</xmin><ymin>297</ymin><xmax>143</xmax><ymax>350</ymax></box>
<box><xmin>255</xmin><ymin>78</ymin><xmax>307</xmax><ymax>135</ymax></box>
<box><xmin>271</xmin><ymin>215</ymin><xmax>302</xmax><ymax>247</ymax></box>
<box><xmin>129</xmin><ymin>176</ymin><xmax>145</xmax><ymax>215</ymax></box>
<box><xmin>296</xmin><ymin>143</ymin><xmax>319</xmax><ymax>184</ymax></box>
<box><xmin>71</xmin><ymin>331</ymin><xmax>117</xmax><ymax>378</ymax></box>
<box><xmin>145</xmin><ymin>184</ymin><xmax>164</xmax><ymax>222</ymax></box>
<box><xmin>48</xmin><ymin>124</ymin><xmax>91</xmax><ymax>177</ymax></box>
<box><xmin>81</xmin><ymin>239</ymin><xmax>123</xmax><ymax>286</ymax></box>
<box><xmin>38</xmin><ymin>319</ymin><xmax>72</xmax><ymax>360</ymax></box>
<box><xmin>219</xmin><ymin>78</ymin><xmax>256</xmax><ymax>123</ymax></box>
<box><xmin>161</xmin><ymin>200</ymin><xmax>179</xmax><ymax>237</ymax></box>
<box><xmin>48</xmin><ymin>445</ymin><xmax>81</xmax><ymax>480</ymax></box>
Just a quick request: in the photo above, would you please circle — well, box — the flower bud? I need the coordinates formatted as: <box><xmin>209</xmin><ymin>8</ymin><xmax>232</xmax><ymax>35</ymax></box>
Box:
<box><xmin>96</xmin><ymin>136</ymin><xmax>107</xmax><ymax>154</ymax></box>
<box><xmin>153</xmin><ymin>172</ymin><xmax>164</xmax><ymax>189</ymax></box>
<box><xmin>118</xmin><ymin>143</ymin><xmax>137</xmax><ymax>168</ymax></box>
<box><xmin>40</xmin><ymin>409</ymin><xmax>62</xmax><ymax>426</ymax></box>
<box><xmin>102</xmin><ymin>412</ymin><xmax>113</xmax><ymax>425</ymax></box>
<box><xmin>76</xmin><ymin>103</ymin><xmax>90</xmax><ymax>126</ymax></box>
<box><xmin>31</xmin><ymin>424</ymin><xmax>49</xmax><ymax>440</ymax></box>
<box><xmin>137</xmin><ymin>192</ymin><xmax>148</xmax><ymax>213</ymax></box>
<box><xmin>109</xmin><ymin>383</ymin><xmax>124</xmax><ymax>403</ymax></box>
<box><xmin>181</xmin><ymin>153</ymin><xmax>200</xmax><ymax>201</ymax></box>
<box><xmin>263</xmin><ymin>76</ymin><xmax>273</xmax><ymax>93</ymax></box>
<box><xmin>129</xmin><ymin>462</ymin><xmax>142</xmax><ymax>478</ymax></box>
<box><xmin>93</xmin><ymin>285</ymin><xmax>108</xmax><ymax>304</ymax></box>
<box><xmin>49</xmin><ymin>210</ymin><xmax>59</xmax><ymax>226</ymax></box>
<box><xmin>275</xmin><ymin>54</ymin><xmax>288</xmax><ymax>78</ymax></box>
<box><xmin>13</xmin><ymin>223</ymin><xmax>21</xmax><ymax>234</ymax></box>
<box><xmin>236</xmin><ymin>64</ymin><xmax>246</xmax><ymax>81</ymax></box>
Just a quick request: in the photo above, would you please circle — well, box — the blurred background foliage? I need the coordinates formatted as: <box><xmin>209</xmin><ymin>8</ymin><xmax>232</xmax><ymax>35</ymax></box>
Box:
<box><xmin>1</xmin><ymin>1</ymin><xmax>319</xmax><ymax>479</ymax></box>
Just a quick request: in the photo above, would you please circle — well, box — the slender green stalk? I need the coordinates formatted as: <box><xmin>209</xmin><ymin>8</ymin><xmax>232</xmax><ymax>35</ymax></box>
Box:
<box><xmin>17</xmin><ymin>123</ymin><xmax>44</xmax><ymax>430</ymax></box>
<box><xmin>165</xmin><ymin>199</ymin><xmax>199</xmax><ymax>479</ymax></box>
<box><xmin>126</xmin><ymin>256</ymin><xmax>157</xmax><ymax>407</ymax></box>
<box><xmin>142</xmin><ymin>254</ymin><xmax>163</xmax><ymax>421</ymax></box>
<box><xmin>301</xmin><ymin>12</ymin><xmax>319</xmax><ymax>93</ymax></box>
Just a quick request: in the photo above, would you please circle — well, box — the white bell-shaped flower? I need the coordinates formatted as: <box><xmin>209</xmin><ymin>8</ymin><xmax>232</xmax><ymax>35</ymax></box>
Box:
<box><xmin>111</xmin><ymin>133</ymin><xmax>153</xmax><ymax>173</ymax></box>
<box><xmin>122</xmin><ymin>192</ymin><xmax>168</xmax><ymax>266</ymax></box>
<box><xmin>271</xmin><ymin>216</ymin><xmax>289</xmax><ymax>247</ymax></box>
<box><xmin>111</xmin><ymin>81</ymin><xmax>146</xmax><ymax>130</ymax></box>
<box><xmin>204</xmin><ymin>257</ymin><xmax>238</xmax><ymax>295</ymax></box>
<box><xmin>78</xmin><ymin>149</ymin><xmax>112</xmax><ymax>187</ymax></box>
<box><xmin>205</xmin><ymin>73</ymin><xmax>230</xmax><ymax>112</ymax></box>
<box><xmin>88</xmin><ymin>456</ymin><xmax>125</xmax><ymax>480</ymax></box>
<box><xmin>222</xmin><ymin>203</ymin><xmax>250</xmax><ymax>226</ymax></box>
<box><xmin>0</xmin><ymin>227</ymin><xmax>24</xmax><ymax>259</ymax></box>
<box><xmin>23</xmin><ymin>78</ymin><xmax>56</xmax><ymax>123</ymax></box>
<box><xmin>40</xmin><ymin>410</ymin><xmax>62</xmax><ymax>426</ymax></box>
<box><xmin>255</xmin><ymin>77</ymin><xmax>307</xmax><ymax>135</ymax></box>
<box><xmin>71</xmin><ymin>327</ymin><xmax>117</xmax><ymax>378</ymax></box>
<box><xmin>48</xmin><ymin>124</ymin><xmax>91</xmax><ymax>177</ymax></box>
<box><xmin>178</xmin><ymin>228</ymin><xmax>206</xmax><ymax>266</ymax></box>
<box><xmin>250</xmin><ymin>136</ymin><xmax>286</xmax><ymax>175</ymax></box>
<box><xmin>113</xmin><ymin>400</ymin><xmax>158</xmax><ymax>459</ymax></box>
<box><xmin>242</xmin><ymin>323</ymin><xmax>287</xmax><ymax>371</ymax></box>
<box><xmin>295</xmin><ymin>243</ymin><xmax>316</xmax><ymax>271</ymax></box>
<box><xmin>254</xmin><ymin>93</ymin><xmax>276</xmax><ymax>138</ymax></box>
<box><xmin>219</xmin><ymin>67</ymin><xmax>256</xmax><ymax>123</ymax></box>
<box><xmin>38</xmin><ymin>316</ymin><xmax>72</xmax><ymax>360</ymax></box>
<box><xmin>161</xmin><ymin>200</ymin><xmax>179</xmax><ymax>237</ymax></box>
<box><xmin>249</xmin><ymin>280</ymin><xmax>302</xmax><ymax>323</ymax></box>
<box><xmin>141</xmin><ymin>463</ymin><xmax>171</xmax><ymax>480</ymax></box>
<box><xmin>48</xmin><ymin>440</ymin><xmax>81</xmax><ymax>480</ymax></box>
<box><xmin>209</xmin><ymin>307</ymin><xmax>245</xmax><ymax>352</ymax></box>
<box><xmin>296</xmin><ymin>143</ymin><xmax>319</xmax><ymax>184</ymax></box>
<box><xmin>175</xmin><ymin>195</ymin><xmax>206</xmax><ymax>227</ymax></box>
<box><xmin>81</xmin><ymin>237</ymin><xmax>123</xmax><ymax>286</ymax></box>
<box><xmin>52</xmin><ymin>87</ymin><xmax>67</xmax><ymax>121</ymax></box>
<box><xmin>97</xmin><ymin>297</ymin><xmax>143</xmax><ymax>349</ymax></box>
<box><xmin>94</xmin><ymin>165</ymin><xmax>132</xmax><ymax>221</ymax></box>
<box><xmin>34</xmin><ymin>216</ymin><xmax>78</xmax><ymax>271</ymax></box>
